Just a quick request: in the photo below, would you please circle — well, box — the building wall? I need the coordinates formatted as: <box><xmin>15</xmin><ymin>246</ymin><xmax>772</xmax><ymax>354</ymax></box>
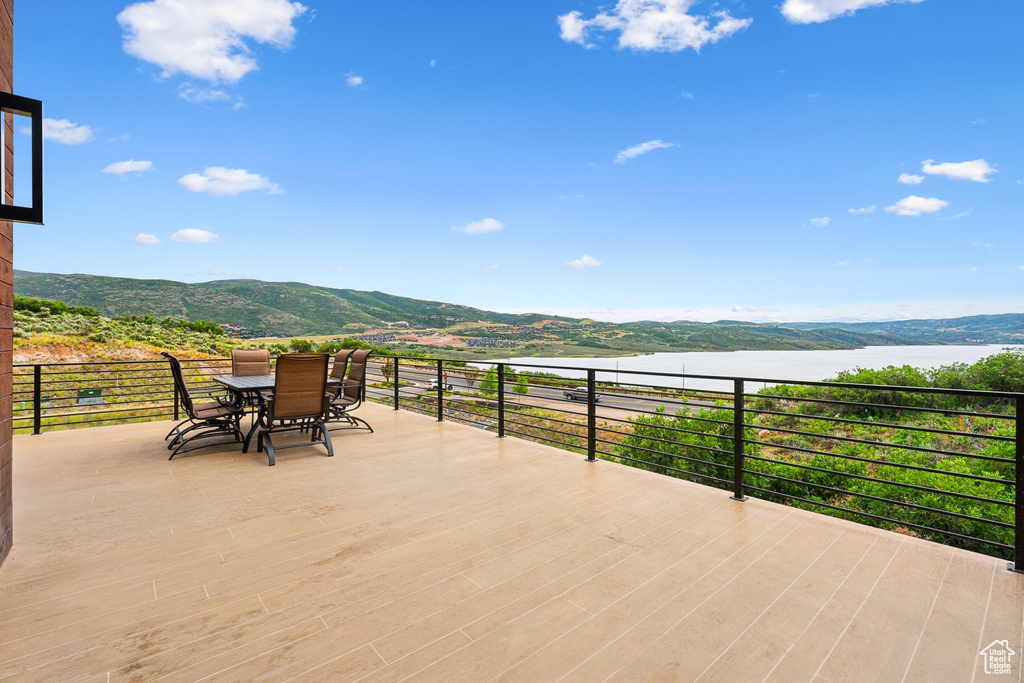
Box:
<box><xmin>0</xmin><ymin>0</ymin><xmax>14</xmax><ymax>568</ymax></box>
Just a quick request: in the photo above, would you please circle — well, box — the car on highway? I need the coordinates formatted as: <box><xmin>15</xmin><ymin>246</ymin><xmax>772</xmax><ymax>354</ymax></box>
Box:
<box><xmin>563</xmin><ymin>386</ymin><xmax>599</xmax><ymax>402</ymax></box>
<box><xmin>423</xmin><ymin>380</ymin><xmax>453</xmax><ymax>391</ymax></box>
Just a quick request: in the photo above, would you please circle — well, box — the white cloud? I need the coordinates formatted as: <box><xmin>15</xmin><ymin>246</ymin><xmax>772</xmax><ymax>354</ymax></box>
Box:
<box><xmin>809</xmin><ymin>216</ymin><xmax>831</xmax><ymax>227</ymax></box>
<box><xmin>117</xmin><ymin>0</ymin><xmax>308</xmax><ymax>83</ymax></box>
<box><xmin>170</xmin><ymin>228</ymin><xmax>219</xmax><ymax>243</ymax></box>
<box><xmin>482</xmin><ymin>264</ymin><xmax>500</xmax><ymax>272</ymax></box>
<box><xmin>1017</xmin><ymin>179</ymin><xmax>1024</xmax><ymax>186</ymax></box>
<box><xmin>177</xmin><ymin>84</ymin><xmax>231</xmax><ymax>103</ymax></box>
<box><xmin>898</xmin><ymin>173</ymin><xmax>924</xmax><ymax>185</ymax></box>
<box><xmin>178</xmin><ymin>167</ymin><xmax>282</xmax><ymax>196</ymax></box>
<box><xmin>835</xmin><ymin>260</ymin><xmax>852</xmax><ymax>267</ymax></box>
<box><xmin>943</xmin><ymin>210</ymin><xmax>972</xmax><ymax>221</ymax></box>
<box><xmin>849</xmin><ymin>205</ymin><xmax>876</xmax><ymax>214</ymax></box>
<box><xmin>207</xmin><ymin>269</ymin><xmax>243</xmax><ymax>276</ymax></box>
<box><xmin>884</xmin><ymin>195</ymin><xmax>949</xmax><ymax>216</ymax></box>
<box><xmin>429</xmin><ymin>59</ymin><xmax>436</xmax><ymax>68</ymax></box>
<box><xmin>346</xmin><ymin>73</ymin><xmax>363</xmax><ymax>87</ymax></box>
<box><xmin>452</xmin><ymin>218</ymin><xmax>504</xmax><ymax>235</ymax></box>
<box><xmin>133</xmin><ymin>232</ymin><xmax>160</xmax><ymax>245</ymax></box>
<box><xmin>922</xmin><ymin>158</ymin><xmax>997</xmax><ymax>183</ymax></box>
<box><xmin>103</xmin><ymin>160</ymin><xmax>154</xmax><ymax>176</ymax></box>
<box><xmin>565</xmin><ymin>255</ymin><xmax>602</xmax><ymax>270</ymax></box>
<box><xmin>40</xmin><ymin>118</ymin><xmax>94</xmax><ymax>145</ymax></box>
<box><xmin>558</xmin><ymin>0</ymin><xmax>752</xmax><ymax>52</ymax></box>
<box><xmin>326</xmin><ymin>264</ymin><xmax>346</xmax><ymax>272</ymax></box>
<box><xmin>615</xmin><ymin>139</ymin><xmax>674</xmax><ymax>163</ymax></box>
<box><xmin>781</xmin><ymin>0</ymin><xmax>925</xmax><ymax>24</ymax></box>
<box><xmin>969</xmin><ymin>267</ymin><xmax>983</xmax><ymax>272</ymax></box>
<box><xmin>559</xmin><ymin>194</ymin><xmax>584</xmax><ymax>200</ymax></box>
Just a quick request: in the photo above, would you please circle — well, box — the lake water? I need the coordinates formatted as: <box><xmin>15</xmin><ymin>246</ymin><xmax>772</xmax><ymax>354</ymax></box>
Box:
<box><xmin>489</xmin><ymin>345</ymin><xmax>1022</xmax><ymax>393</ymax></box>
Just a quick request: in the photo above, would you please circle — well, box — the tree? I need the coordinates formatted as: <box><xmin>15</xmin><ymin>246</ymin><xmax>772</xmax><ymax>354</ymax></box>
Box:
<box><xmin>462</xmin><ymin>367</ymin><xmax>483</xmax><ymax>389</ymax></box>
<box><xmin>480</xmin><ymin>366</ymin><xmax>498</xmax><ymax>397</ymax></box>
<box><xmin>512</xmin><ymin>374</ymin><xmax>529</xmax><ymax>399</ymax></box>
<box><xmin>380</xmin><ymin>357</ymin><xmax>394</xmax><ymax>384</ymax></box>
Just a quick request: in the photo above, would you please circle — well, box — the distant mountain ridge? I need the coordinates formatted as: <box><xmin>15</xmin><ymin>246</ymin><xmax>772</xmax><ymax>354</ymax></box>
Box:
<box><xmin>13</xmin><ymin>270</ymin><xmax>574</xmax><ymax>337</ymax></box>
<box><xmin>13</xmin><ymin>270</ymin><xmax>1023</xmax><ymax>348</ymax></box>
<box><xmin>788</xmin><ymin>315</ymin><xmax>1024</xmax><ymax>345</ymax></box>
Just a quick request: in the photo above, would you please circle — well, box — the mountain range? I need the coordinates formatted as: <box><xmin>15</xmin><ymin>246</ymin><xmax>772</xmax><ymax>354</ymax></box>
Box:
<box><xmin>14</xmin><ymin>270</ymin><xmax>1023</xmax><ymax>350</ymax></box>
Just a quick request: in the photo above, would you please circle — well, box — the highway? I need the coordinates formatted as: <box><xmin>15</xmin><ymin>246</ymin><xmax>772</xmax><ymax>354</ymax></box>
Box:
<box><xmin>364</xmin><ymin>363</ymin><xmax>720</xmax><ymax>420</ymax></box>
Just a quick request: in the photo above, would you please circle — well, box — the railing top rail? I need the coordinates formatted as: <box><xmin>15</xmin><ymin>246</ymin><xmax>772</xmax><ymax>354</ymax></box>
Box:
<box><xmin>384</xmin><ymin>354</ymin><xmax>1024</xmax><ymax>401</ymax></box>
<box><xmin>14</xmin><ymin>354</ymin><xmax>1024</xmax><ymax>401</ymax></box>
<box><xmin>13</xmin><ymin>358</ymin><xmax>231</xmax><ymax>369</ymax></box>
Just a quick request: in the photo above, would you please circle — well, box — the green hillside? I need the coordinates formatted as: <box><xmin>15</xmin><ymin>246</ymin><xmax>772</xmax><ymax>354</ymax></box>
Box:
<box><xmin>17</xmin><ymin>269</ymin><xmax>1017</xmax><ymax>354</ymax></box>
<box><xmin>13</xmin><ymin>271</ymin><xmax>573</xmax><ymax>337</ymax></box>
<box><xmin>789</xmin><ymin>314</ymin><xmax>1024</xmax><ymax>345</ymax></box>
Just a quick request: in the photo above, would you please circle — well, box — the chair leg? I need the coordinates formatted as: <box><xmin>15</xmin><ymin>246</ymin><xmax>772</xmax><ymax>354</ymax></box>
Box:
<box><xmin>168</xmin><ymin>420</ymin><xmax>240</xmax><ymax>459</ymax></box>
<box><xmin>264</xmin><ymin>433</ymin><xmax>276</xmax><ymax>466</ymax></box>
<box><xmin>165</xmin><ymin>420</ymin><xmax>186</xmax><ymax>441</ymax></box>
<box><xmin>327</xmin><ymin>413</ymin><xmax>373</xmax><ymax>433</ymax></box>
<box><xmin>167</xmin><ymin>421</ymin><xmax>203</xmax><ymax>449</ymax></box>
<box><xmin>318</xmin><ymin>420</ymin><xmax>334</xmax><ymax>457</ymax></box>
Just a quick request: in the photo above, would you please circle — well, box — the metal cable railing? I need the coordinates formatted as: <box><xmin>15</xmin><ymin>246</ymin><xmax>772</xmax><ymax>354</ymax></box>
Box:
<box><xmin>14</xmin><ymin>354</ymin><xmax>1023</xmax><ymax>567</ymax></box>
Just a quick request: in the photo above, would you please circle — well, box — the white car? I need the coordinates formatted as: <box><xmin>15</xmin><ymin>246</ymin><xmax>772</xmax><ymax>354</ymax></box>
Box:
<box><xmin>424</xmin><ymin>380</ymin><xmax>453</xmax><ymax>391</ymax></box>
<box><xmin>564</xmin><ymin>386</ymin><xmax>599</xmax><ymax>402</ymax></box>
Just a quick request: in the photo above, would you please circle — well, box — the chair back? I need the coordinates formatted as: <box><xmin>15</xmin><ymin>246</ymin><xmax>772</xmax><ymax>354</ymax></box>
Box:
<box><xmin>344</xmin><ymin>349</ymin><xmax>372</xmax><ymax>401</ymax></box>
<box><xmin>162</xmin><ymin>352</ymin><xmax>197</xmax><ymax>417</ymax></box>
<box><xmin>232</xmin><ymin>349</ymin><xmax>271</xmax><ymax>377</ymax></box>
<box><xmin>329</xmin><ymin>349</ymin><xmax>354</xmax><ymax>381</ymax></box>
<box><xmin>272</xmin><ymin>353</ymin><xmax>329</xmax><ymax>420</ymax></box>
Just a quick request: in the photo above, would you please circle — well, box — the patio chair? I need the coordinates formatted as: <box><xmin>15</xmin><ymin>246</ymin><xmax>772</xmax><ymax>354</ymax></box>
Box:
<box><xmin>327</xmin><ymin>348</ymin><xmax>373</xmax><ymax>433</ymax></box>
<box><xmin>246</xmin><ymin>353</ymin><xmax>333</xmax><ymax>466</ymax></box>
<box><xmin>231</xmin><ymin>348</ymin><xmax>272</xmax><ymax>410</ymax></box>
<box><xmin>232</xmin><ymin>348</ymin><xmax>272</xmax><ymax>376</ymax></box>
<box><xmin>330</xmin><ymin>349</ymin><xmax>354</xmax><ymax>385</ymax></box>
<box><xmin>162</xmin><ymin>352</ymin><xmax>244</xmax><ymax>459</ymax></box>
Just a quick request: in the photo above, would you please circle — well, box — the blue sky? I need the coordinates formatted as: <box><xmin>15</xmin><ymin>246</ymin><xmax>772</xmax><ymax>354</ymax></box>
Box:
<box><xmin>13</xmin><ymin>0</ymin><xmax>1024</xmax><ymax>323</ymax></box>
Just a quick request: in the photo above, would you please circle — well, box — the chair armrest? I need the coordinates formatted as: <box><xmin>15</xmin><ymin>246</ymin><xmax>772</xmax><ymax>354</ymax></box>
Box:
<box><xmin>214</xmin><ymin>392</ymin><xmax>243</xmax><ymax>409</ymax></box>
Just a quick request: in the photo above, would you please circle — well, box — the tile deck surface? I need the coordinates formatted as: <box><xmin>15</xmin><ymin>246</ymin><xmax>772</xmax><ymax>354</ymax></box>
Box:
<box><xmin>1</xmin><ymin>403</ymin><xmax>1021</xmax><ymax>682</ymax></box>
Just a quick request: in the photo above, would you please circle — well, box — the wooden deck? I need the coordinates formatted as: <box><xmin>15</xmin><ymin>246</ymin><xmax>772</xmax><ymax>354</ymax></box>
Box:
<box><xmin>1</xmin><ymin>403</ymin><xmax>1021</xmax><ymax>682</ymax></box>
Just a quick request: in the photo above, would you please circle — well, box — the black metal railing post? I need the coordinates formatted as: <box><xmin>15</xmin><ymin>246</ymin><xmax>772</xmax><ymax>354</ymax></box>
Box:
<box><xmin>32</xmin><ymin>364</ymin><xmax>41</xmax><ymax>435</ymax></box>
<box><xmin>173</xmin><ymin>379</ymin><xmax>179</xmax><ymax>421</ymax></box>
<box><xmin>436</xmin><ymin>359</ymin><xmax>444</xmax><ymax>422</ymax></box>
<box><xmin>1014</xmin><ymin>396</ymin><xmax>1023</xmax><ymax>572</ymax></box>
<box><xmin>393</xmin><ymin>357</ymin><xmax>400</xmax><ymax>410</ymax></box>
<box><xmin>497</xmin><ymin>363</ymin><xmax>505</xmax><ymax>437</ymax></box>
<box><xmin>732</xmin><ymin>378</ymin><xmax>747</xmax><ymax>501</ymax></box>
<box><xmin>587</xmin><ymin>369</ymin><xmax>596</xmax><ymax>461</ymax></box>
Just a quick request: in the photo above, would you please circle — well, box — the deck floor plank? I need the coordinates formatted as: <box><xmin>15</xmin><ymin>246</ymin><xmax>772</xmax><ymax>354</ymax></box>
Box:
<box><xmin>0</xmin><ymin>404</ymin><xmax>1018</xmax><ymax>682</ymax></box>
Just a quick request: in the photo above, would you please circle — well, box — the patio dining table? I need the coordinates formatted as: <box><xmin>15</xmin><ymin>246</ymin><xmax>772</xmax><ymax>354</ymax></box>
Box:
<box><xmin>214</xmin><ymin>373</ymin><xmax>343</xmax><ymax>394</ymax></box>
<box><xmin>214</xmin><ymin>374</ymin><xmax>342</xmax><ymax>450</ymax></box>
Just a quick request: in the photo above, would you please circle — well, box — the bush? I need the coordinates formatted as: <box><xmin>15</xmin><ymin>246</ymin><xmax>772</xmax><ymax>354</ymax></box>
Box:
<box><xmin>14</xmin><ymin>295</ymin><xmax>100</xmax><ymax>318</ymax></box>
<box><xmin>160</xmin><ymin>317</ymin><xmax>224</xmax><ymax>336</ymax></box>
